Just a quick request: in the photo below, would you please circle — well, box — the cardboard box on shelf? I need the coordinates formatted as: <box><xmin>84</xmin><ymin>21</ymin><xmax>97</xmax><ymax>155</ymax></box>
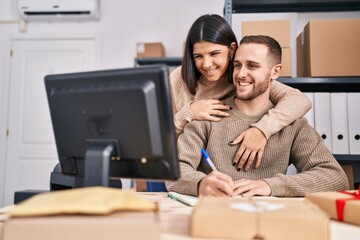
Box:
<box><xmin>242</xmin><ymin>19</ymin><xmax>291</xmax><ymax>48</ymax></box>
<box><xmin>297</xmin><ymin>18</ymin><xmax>360</xmax><ymax>77</ymax></box>
<box><xmin>281</xmin><ymin>47</ymin><xmax>292</xmax><ymax>77</ymax></box>
<box><xmin>306</xmin><ymin>189</ymin><xmax>360</xmax><ymax>226</ymax></box>
<box><xmin>297</xmin><ymin>33</ymin><xmax>305</xmax><ymax>77</ymax></box>
<box><xmin>242</xmin><ymin>20</ymin><xmax>292</xmax><ymax>77</ymax></box>
<box><xmin>3</xmin><ymin>211</ymin><xmax>159</xmax><ymax>240</ymax></box>
<box><xmin>191</xmin><ymin>197</ymin><xmax>329</xmax><ymax>240</ymax></box>
<box><xmin>136</xmin><ymin>42</ymin><xmax>164</xmax><ymax>58</ymax></box>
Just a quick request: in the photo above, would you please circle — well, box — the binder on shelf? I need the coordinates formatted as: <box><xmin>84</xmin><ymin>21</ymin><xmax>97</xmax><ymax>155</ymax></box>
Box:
<box><xmin>347</xmin><ymin>93</ymin><xmax>360</xmax><ymax>154</ymax></box>
<box><xmin>313</xmin><ymin>92</ymin><xmax>332</xmax><ymax>151</ymax></box>
<box><xmin>303</xmin><ymin>92</ymin><xmax>314</xmax><ymax>127</ymax></box>
<box><xmin>330</xmin><ymin>93</ymin><xmax>349</xmax><ymax>154</ymax></box>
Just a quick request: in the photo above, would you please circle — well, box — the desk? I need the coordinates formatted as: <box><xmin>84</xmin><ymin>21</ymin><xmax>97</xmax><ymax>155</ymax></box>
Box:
<box><xmin>139</xmin><ymin>192</ymin><xmax>360</xmax><ymax>240</ymax></box>
<box><xmin>1</xmin><ymin>192</ymin><xmax>359</xmax><ymax>240</ymax></box>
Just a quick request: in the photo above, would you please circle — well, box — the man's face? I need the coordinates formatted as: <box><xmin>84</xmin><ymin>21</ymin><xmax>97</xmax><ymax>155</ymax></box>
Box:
<box><xmin>232</xmin><ymin>43</ymin><xmax>273</xmax><ymax>101</ymax></box>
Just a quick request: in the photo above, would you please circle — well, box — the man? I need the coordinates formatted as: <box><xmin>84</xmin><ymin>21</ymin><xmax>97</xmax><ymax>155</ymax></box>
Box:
<box><xmin>166</xmin><ymin>35</ymin><xmax>349</xmax><ymax>197</ymax></box>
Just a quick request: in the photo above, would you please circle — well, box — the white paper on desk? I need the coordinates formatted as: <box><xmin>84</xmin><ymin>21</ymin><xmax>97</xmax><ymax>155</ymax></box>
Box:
<box><xmin>347</xmin><ymin>93</ymin><xmax>360</xmax><ymax>154</ymax></box>
<box><xmin>314</xmin><ymin>92</ymin><xmax>332</xmax><ymax>151</ymax></box>
<box><xmin>304</xmin><ymin>92</ymin><xmax>315</xmax><ymax>127</ymax></box>
<box><xmin>168</xmin><ymin>192</ymin><xmax>198</xmax><ymax>207</ymax></box>
<box><xmin>330</xmin><ymin>93</ymin><xmax>349</xmax><ymax>154</ymax></box>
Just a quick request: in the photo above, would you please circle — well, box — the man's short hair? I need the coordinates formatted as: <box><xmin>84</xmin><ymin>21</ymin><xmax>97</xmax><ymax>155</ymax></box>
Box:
<box><xmin>240</xmin><ymin>35</ymin><xmax>282</xmax><ymax>67</ymax></box>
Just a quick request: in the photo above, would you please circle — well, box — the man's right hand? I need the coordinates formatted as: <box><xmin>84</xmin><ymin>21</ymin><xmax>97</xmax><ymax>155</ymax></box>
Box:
<box><xmin>198</xmin><ymin>171</ymin><xmax>235</xmax><ymax>197</ymax></box>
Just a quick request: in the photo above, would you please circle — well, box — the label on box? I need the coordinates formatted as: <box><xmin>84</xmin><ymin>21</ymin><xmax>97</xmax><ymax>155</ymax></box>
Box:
<box><xmin>230</xmin><ymin>201</ymin><xmax>284</xmax><ymax>212</ymax></box>
<box><xmin>137</xmin><ymin>43</ymin><xmax>145</xmax><ymax>54</ymax></box>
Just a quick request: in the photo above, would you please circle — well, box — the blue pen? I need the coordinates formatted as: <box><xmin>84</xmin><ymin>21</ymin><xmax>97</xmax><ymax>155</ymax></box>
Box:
<box><xmin>201</xmin><ymin>148</ymin><xmax>218</xmax><ymax>171</ymax></box>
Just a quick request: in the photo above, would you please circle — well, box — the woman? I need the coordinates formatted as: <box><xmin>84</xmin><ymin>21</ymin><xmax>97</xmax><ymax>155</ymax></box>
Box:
<box><xmin>170</xmin><ymin>14</ymin><xmax>311</xmax><ymax>170</ymax></box>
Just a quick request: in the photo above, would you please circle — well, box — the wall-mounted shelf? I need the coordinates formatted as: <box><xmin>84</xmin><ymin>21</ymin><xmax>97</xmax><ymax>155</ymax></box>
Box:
<box><xmin>230</xmin><ymin>0</ymin><xmax>360</xmax><ymax>13</ymax></box>
<box><xmin>135</xmin><ymin>57</ymin><xmax>182</xmax><ymax>67</ymax></box>
<box><xmin>334</xmin><ymin>155</ymin><xmax>360</xmax><ymax>163</ymax></box>
<box><xmin>278</xmin><ymin>77</ymin><xmax>360</xmax><ymax>92</ymax></box>
<box><xmin>223</xmin><ymin>0</ymin><xmax>360</xmax><ymax>26</ymax></box>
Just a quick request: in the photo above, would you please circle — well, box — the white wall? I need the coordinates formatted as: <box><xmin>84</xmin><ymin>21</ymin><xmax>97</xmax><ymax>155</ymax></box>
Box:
<box><xmin>0</xmin><ymin>0</ymin><xmax>224</xmax><ymax>70</ymax></box>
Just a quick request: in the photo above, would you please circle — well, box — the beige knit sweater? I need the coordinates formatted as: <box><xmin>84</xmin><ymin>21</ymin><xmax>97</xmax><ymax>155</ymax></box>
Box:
<box><xmin>166</xmin><ymin>97</ymin><xmax>349</xmax><ymax>197</ymax></box>
<box><xmin>170</xmin><ymin>66</ymin><xmax>312</xmax><ymax>138</ymax></box>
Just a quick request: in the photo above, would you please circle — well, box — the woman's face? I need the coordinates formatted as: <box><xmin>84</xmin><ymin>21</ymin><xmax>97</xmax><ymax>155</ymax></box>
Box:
<box><xmin>193</xmin><ymin>41</ymin><xmax>234</xmax><ymax>82</ymax></box>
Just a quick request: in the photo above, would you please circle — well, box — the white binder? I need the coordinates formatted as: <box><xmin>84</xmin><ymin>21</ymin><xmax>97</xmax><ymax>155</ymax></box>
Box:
<box><xmin>304</xmin><ymin>92</ymin><xmax>314</xmax><ymax>127</ymax></box>
<box><xmin>347</xmin><ymin>93</ymin><xmax>360</xmax><ymax>154</ymax></box>
<box><xmin>330</xmin><ymin>93</ymin><xmax>349</xmax><ymax>154</ymax></box>
<box><xmin>314</xmin><ymin>92</ymin><xmax>332</xmax><ymax>151</ymax></box>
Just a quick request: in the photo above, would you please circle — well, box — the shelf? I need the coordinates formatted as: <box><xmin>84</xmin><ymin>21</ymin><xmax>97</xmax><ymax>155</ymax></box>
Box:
<box><xmin>278</xmin><ymin>77</ymin><xmax>360</xmax><ymax>92</ymax></box>
<box><xmin>230</xmin><ymin>0</ymin><xmax>360</xmax><ymax>13</ymax></box>
<box><xmin>334</xmin><ymin>155</ymin><xmax>360</xmax><ymax>163</ymax></box>
<box><xmin>223</xmin><ymin>0</ymin><xmax>360</xmax><ymax>25</ymax></box>
<box><xmin>135</xmin><ymin>57</ymin><xmax>182</xmax><ymax>67</ymax></box>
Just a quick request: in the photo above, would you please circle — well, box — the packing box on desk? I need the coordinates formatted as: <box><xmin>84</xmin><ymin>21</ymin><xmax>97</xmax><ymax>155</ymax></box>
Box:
<box><xmin>136</xmin><ymin>42</ymin><xmax>164</xmax><ymax>58</ymax></box>
<box><xmin>306</xmin><ymin>189</ymin><xmax>360</xmax><ymax>226</ymax></box>
<box><xmin>0</xmin><ymin>221</ymin><xmax>3</xmax><ymax>240</ymax></box>
<box><xmin>281</xmin><ymin>47</ymin><xmax>292</xmax><ymax>77</ymax></box>
<box><xmin>2</xmin><ymin>211</ymin><xmax>160</xmax><ymax>240</ymax></box>
<box><xmin>191</xmin><ymin>197</ymin><xmax>329</xmax><ymax>240</ymax></box>
<box><xmin>297</xmin><ymin>18</ymin><xmax>360</xmax><ymax>77</ymax></box>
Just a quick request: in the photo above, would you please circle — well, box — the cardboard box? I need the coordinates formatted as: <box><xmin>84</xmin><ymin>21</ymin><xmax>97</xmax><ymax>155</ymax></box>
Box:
<box><xmin>341</xmin><ymin>164</ymin><xmax>355</xmax><ymax>190</ymax></box>
<box><xmin>281</xmin><ymin>47</ymin><xmax>292</xmax><ymax>77</ymax></box>
<box><xmin>242</xmin><ymin>20</ymin><xmax>292</xmax><ymax>77</ymax></box>
<box><xmin>135</xmin><ymin>180</ymin><xmax>147</xmax><ymax>192</ymax></box>
<box><xmin>242</xmin><ymin>20</ymin><xmax>291</xmax><ymax>48</ymax></box>
<box><xmin>0</xmin><ymin>222</ymin><xmax>3</xmax><ymax>240</ymax></box>
<box><xmin>136</xmin><ymin>42</ymin><xmax>164</xmax><ymax>58</ymax></box>
<box><xmin>297</xmin><ymin>33</ymin><xmax>305</xmax><ymax>77</ymax></box>
<box><xmin>0</xmin><ymin>212</ymin><xmax>7</xmax><ymax>240</ymax></box>
<box><xmin>297</xmin><ymin>18</ymin><xmax>360</xmax><ymax>77</ymax></box>
<box><xmin>191</xmin><ymin>197</ymin><xmax>329</xmax><ymax>240</ymax></box>
<box><xmin>3</xmin><ymin>211</ymin><xmax>159</xmax><ymax>240</ymax></box>
<box><xmin>306</xmin><ymin>190</ymin><xmax>360</xmax><ymax>226</ymax></box>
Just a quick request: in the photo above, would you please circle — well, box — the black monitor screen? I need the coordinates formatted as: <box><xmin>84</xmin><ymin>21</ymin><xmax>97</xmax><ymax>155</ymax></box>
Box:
<box><xmin>45</xmin><ymin>65</ymin><xmax>179</xmax><ymax>187</ymax></box>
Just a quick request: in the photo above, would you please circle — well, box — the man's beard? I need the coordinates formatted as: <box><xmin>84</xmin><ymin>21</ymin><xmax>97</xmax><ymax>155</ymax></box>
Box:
<box><xmin>236</xmin><ymin>73</ymin><xmax>271</xmax><ymax>101</ymax></box>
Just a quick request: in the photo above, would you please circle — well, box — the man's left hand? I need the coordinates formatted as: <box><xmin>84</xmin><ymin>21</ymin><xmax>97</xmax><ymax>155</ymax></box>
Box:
<box><xmin>232</xmin><ymin>179</ymin><xmax>271</xmax><ymax>197</ymax></box>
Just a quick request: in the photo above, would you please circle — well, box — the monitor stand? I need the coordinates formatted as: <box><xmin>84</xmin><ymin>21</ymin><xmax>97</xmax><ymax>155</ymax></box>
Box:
<box><xmin>50</xmin><ymin>142</ymin><xmax>122</xmax><ymax>190</ymax></box>
<box><xmin>84</xmin><ymin>142</ymin><xmax>113</xmax><ymax>187</ymax></box>
<box><xmin>15</xmin><ymin>143</ymin><xmax>122</xmax><ymax>204</ymax></box>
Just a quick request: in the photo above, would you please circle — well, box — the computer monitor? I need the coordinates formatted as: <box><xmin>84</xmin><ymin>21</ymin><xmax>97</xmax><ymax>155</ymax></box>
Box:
<box><xmin>45</xmin><ymin>65</ymin><xmax>179</xmax><ymax>188</ymax></box>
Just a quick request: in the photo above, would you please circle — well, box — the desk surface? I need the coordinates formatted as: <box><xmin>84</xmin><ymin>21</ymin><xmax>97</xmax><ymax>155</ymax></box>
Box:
<box><xmin>1</xmin><ymin>192</ymin><xmax>359</xmax><ymax>240</ymax></box>
<box><xmin>139</xmin><ymin>192</ymin><xmax>360</xmax><ymax>240</ymax></box>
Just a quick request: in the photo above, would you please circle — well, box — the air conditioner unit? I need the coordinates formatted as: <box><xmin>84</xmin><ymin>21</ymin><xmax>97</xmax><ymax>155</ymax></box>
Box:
<box><xmin>18</xmin><ymin>0</ymin><xmax>100</xmax><ymax>21</ymax></box>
